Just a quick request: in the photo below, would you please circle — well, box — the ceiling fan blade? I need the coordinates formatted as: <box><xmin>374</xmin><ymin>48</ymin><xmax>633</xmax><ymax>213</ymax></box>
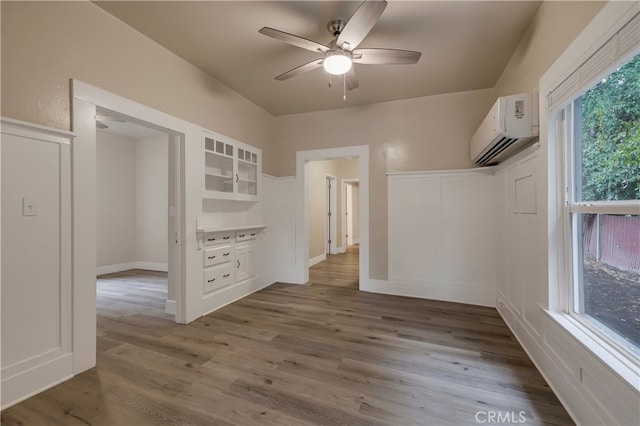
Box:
<box><xmin>336</xmin><ymin>0</ymin><xmax>387</xmax><ymax>51</ymax></box>
<box><xmin>352</xmin><ymin>48</ymin><xmax>421</xmax><ymax>65</ymax></box>
<box><xmin>275</xmin><ymin>59</ymin><xmax>324</xmax><ymax>81</ymax></box>
<box><xmin>345</xmin><ymin>67</ymin><xmax>359</xmax><ymax>91</ymax></box>
<box><xmin>259</xmin><ymin>27</ymin><xmax>329</xmax><ymax>53</ymax></box>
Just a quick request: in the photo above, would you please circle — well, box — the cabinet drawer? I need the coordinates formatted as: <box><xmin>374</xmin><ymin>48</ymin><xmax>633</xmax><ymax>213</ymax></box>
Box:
<box><xmin>203</xmin><ymin>245</ymin><xmax>232</xmax><ymax>267</ymax></box>
<box><xmin>236</xmin><ymin>230</ymin><xmax>258</xmax><ymax>242</ymax></box>
<box><xmin>203</xmin><ymin>231</ymin><xmax>233</xmax><ymax>246</ymax></box>
<box><xmin>203</xmin><ymin>263</ymin><xmax>233</xmax><ymax>294</ymax></box>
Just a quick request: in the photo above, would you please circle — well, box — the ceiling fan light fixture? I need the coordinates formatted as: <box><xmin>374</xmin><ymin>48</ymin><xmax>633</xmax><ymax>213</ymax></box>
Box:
<box><xmin>323</xmin><ymin>50</ymin><xmax>352</xmax><ymax>75</ymax></box>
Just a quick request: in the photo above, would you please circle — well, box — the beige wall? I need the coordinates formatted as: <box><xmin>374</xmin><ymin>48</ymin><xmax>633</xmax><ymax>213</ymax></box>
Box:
<box><xmin>495</xmin><ymin>1</ymin><xmax>605</xmax><ymax>95</ymax></box>
<box><xmin>0</xmin><ymin>1</ymin><xmax>277</xmax><ymax>174</ymax></box>
<box><xmin>275</xmin><ymin>89</ymin><xmax>496</xmax><ymax>279</ymax></box>
<box><xmin>1</xmin><ymin>0</ymin><xmax>606</xmax><ymax>281</ymax></box>
<box><xmin>308</xmin><ymin>158</ymin><xmax>358</xmax><ymax>259</ymax></box>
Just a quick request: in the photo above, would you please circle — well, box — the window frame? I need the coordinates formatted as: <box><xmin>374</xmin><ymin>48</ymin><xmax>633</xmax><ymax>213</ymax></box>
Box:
<box><xmin>542</xmin><ymin>1</ymin><xmax>640</xmax><ymax>392</ymax></box>
<box><xmin>557</xmin><ymin>68</ymin><xmax>640</xmax><ymax>368</ymax></box>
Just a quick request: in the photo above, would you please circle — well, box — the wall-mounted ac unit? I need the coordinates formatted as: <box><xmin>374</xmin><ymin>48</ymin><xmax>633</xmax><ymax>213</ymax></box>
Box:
<box><xmin>471</xmin><ymin>92</ymin><xmax>539</xmax><ymax>166</ymax></box>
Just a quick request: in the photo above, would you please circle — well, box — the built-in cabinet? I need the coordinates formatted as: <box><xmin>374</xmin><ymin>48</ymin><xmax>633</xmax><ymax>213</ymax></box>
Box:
<box><xmin>203</xmin><ymin>132</ymin><xmax>260</xmax><ymax>201</ymax></box>
<box><xmin>199</xmin><ymin>225</ymin><xmax>263</xmax><ymax>295</ymax></box>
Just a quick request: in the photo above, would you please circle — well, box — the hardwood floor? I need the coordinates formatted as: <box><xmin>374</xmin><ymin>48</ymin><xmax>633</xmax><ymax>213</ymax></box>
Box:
<box><xmin>309</xmin><ymin>245</ymin><xmax>359</xmax><ymax>288</ymax></box>
<box><xmin>1</xmin><ymin>267</ymin><xmax>573</xmax><ymax>426</ymax></box>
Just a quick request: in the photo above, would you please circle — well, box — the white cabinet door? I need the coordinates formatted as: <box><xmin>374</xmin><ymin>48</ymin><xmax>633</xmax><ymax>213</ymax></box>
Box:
<box><xmin>235</xmin><ymin>244</ymin><xmax>257</xmax><ymax>283</ymax></box>
<box><xmin>202</xmin><ymin>132</ymin><xmax>261</xmax><ymax>201</ymax></box>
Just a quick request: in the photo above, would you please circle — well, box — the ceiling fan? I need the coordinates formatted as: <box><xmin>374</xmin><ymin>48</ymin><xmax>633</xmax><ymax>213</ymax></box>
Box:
<box><xmin>258</xmin><ymin>0</ymin><xmax>421</xmax><ymax>91</ymax></box>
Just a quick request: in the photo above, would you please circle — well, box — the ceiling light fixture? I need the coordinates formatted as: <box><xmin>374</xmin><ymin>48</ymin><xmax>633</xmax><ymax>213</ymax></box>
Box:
<box><xmin>323</xmin><ymin>50</ymin><xmax>352</xmax><ymax>75</ymax></box>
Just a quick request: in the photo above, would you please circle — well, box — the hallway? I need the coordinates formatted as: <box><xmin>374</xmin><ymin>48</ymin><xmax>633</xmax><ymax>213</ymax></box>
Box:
<box><xmin>309</xmin><ymin>245</ymin><xmax>359</xmax><ymax>288</ymax></box>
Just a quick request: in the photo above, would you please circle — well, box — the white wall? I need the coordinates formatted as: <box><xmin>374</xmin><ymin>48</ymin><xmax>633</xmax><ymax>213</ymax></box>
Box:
<box><xmin>261</xmin><ymin>175</ymin><xmax>297</xmax><ymax>284</ymax></box>
<box><xmin>96</xmin><ymin>131</ymin><xmax>168</xmax><ymax>274</ymax></box>
<box><xmin>135</xmin><ymin>136</ymin><xmax>168</xmax><ymax>268</ymax></box>
<box><xmin>385</xmin><ymin>170</ymin><xmax>497</xmax><ymax>307</ymax></box>
<box><xmin>96</xmin><ymin>131</ymin><xmax>137</xmax><ymax>268</ymax></box>
<box><xmin>492</xmin><ymin>3</ymin><xmax>639</xmax><ymax>426</ymax></box>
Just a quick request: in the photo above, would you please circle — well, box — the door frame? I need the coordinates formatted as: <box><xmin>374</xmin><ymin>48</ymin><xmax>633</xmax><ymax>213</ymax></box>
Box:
<box><xmin>341</xmin><ymin>178</ymin><xmax>359</xmax><ymax>247</ymax></box>
<box><xmin>71</xmin><ymin>79</ymin><xmax>189</xmax><ymax>373</ymax></box>
<box><xmin>325</xmin><ymin>174</ymin><xmax>337</xmax><ymax>255</ymax></box>
<box><xmin>295</xmin><ymin>145</ymin><xmax>369</xmax><ymax>288</ymax></box>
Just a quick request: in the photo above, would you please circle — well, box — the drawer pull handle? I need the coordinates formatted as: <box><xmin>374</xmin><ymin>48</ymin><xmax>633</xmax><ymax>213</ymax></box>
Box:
<box><xmin>223</xmin><ymin>273</ymin><xmax>230</xmax><ymax>278</ymax></box>
<box><xmin>207</xmin><ymin>238</ymin><xmax>215</xmax><ymax>242</ymax></box>
<box><xmin>223</xmin><ymin>253</ymin><xmax>230</xmax><ymax>256</ymax></box>
<box><xmin>238</xmin><ymin>234</ymin><xmax>246</xmax><ymax>238</ymax></box>
<box><xmin>250</xmin><ymin>233</ymin><xmax>256</xmax><ymax>236</ymax></box>
<box><xmin>237</xmin><ymin>260</ymin><xmax>240</xmax><ymax>269</ymax></box>
<box><xmin>223</xmin><ymin>236</ymin><xmax>230</xmax><ymax>240</ymax></box>
<box><xmin>208</xmin><ymin>256</ymin><xmax>215</xmax><ymax>259</ymax></box>
<box><xmin>207</xmin><ymin>278</ymin><xmax>215</xmax><ymax>283</ymax></box>
<box><xmin>236</xmin><ymin>173</ymin><xmax>239</xmax><ymax>183</ymax></box>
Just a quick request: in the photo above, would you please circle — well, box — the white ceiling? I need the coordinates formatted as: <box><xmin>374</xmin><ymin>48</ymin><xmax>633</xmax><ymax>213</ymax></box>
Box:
<box><xmin>94</xmin><ymin>1</ymin><xmax>541</xmax><ymax>116</ymax></box>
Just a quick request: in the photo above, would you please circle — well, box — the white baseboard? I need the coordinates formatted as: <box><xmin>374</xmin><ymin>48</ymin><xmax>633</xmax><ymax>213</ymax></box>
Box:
<box><xmin>351</xmin><ymin>239</ymin><xmax>360</xmax><ymax>245</ymax></box>
<box><xmin>308</xmin><ymin>253</ymin><xmax>326</xmax><ymax>267</ymax></box>
<box><xmin>97</xmin><ymin>261</ymin><xmax>168</xmax><ymax>276</ymax></box>
<box><xmin>135</xmin><ymin>261</ymin><xmax>168</xmax><ymax>272</ymax></box>
<box><xmin>1</xmin><ymin>353</ymin><xmax>73</xmax><ymax>410</ymax></box>
<box><xmin>272</xmin><ymin>268</ymin><xmax>298</xmax><ymax>285</ymax></box>
<box><xmin>335</xmin><ymin>246</ymin><xmax>346</xmax><ymax>254</ymax></box>
<box><xmin>164</xmin><ymin>299</ymin><xmax>176</xmax><ymax>315</ymax></box>
<box><xmin>97</xmin><ymin>262</ymin><xmax>136</xmax><ymax>276</ymax></box>
<box><xmin>201</xmin><ymin>276</ymin><xmax>274</xmax><ymax>318</ymax></box>
<box><xmin>361</xmin><ymin>279</ymin><xmax>495</xmax><ymax>307</ymax></box>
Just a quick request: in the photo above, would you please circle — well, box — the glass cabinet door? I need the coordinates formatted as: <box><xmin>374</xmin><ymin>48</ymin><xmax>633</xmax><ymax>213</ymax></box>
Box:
<box><xmin>236</xmin><ymin>147</ymin><xmax>258</xmax><ymax>196</ymax></box>
<box><xmin>204</xmin><ymin>137</ymin><xmax>234</xmax><ymax>194</ymax></box>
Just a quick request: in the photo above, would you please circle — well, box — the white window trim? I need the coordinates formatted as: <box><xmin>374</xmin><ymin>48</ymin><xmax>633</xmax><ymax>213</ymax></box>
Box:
<box><xmin>561</xmin><ymin>99</ymin><xmax>640</xmax><ymax>363</ymax></box>
<box><xmin>541</xmin><ymin>1</ymin><xmax>640</xmax><ymax>391</ymax></box>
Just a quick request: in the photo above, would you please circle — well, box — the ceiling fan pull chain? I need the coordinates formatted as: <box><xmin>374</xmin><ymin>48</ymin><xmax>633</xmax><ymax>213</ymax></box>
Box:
<box><xmin>343</xmin><ymin>73</ymin><xmax>347</xmax><ymax>101</ymax></box>
<box><xmin>329</xmin><ymin>74</ymin><xmax>332</xmax><ymax>88</ymax></box>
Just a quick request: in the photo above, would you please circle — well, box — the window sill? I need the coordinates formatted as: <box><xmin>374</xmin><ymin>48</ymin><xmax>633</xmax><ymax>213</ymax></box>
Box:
<box><xmin>540</xmin><ymin>305</ymin><xmax>640</xmax><ymax>391</ymax></box>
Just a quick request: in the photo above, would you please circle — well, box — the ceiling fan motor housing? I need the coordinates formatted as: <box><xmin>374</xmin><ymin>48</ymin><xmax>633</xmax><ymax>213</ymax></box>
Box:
<box><xmin>327</xmin><ymin>19</ymin><xmax>346</xmax><ymax>37</ymax></box>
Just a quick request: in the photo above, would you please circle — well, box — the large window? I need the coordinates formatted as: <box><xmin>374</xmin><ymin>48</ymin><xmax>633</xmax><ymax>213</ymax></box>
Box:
<box><xmin>564</xmin><ymin>53</ymin><xmax>640</xmax><ymax>358</ymax></box>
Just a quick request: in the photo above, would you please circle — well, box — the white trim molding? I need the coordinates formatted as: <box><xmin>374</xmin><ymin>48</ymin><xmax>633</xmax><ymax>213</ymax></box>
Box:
<box><xmin>96</xmin><ymin>262</ymin><xmax>169</xmax><ymax>276</ymax></box>
<box><xmin>308</xmin><ymin>253</ymin><xmax>326</xmax><ymax>267</ymax></box>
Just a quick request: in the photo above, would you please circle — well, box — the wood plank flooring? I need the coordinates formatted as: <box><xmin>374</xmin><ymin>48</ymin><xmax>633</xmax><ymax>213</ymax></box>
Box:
<box><xmin>1</xmin><ymin>266</ymin><xmax>573</xmax><ymax>425</ymax></box>
<box><xmin>309</xmin><ymin>245</ymin><xmax>359</xmax><ymax>288</ymax></box>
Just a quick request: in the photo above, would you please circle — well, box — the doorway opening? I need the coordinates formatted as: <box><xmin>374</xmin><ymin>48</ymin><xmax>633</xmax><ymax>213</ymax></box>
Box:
<box><xmin>95</xmin><ymin>108</ymin><xmax>173</xmax><ymax>319</ymax></box>
<box><xmin>307</xmin><ymin>160</ymin><xmax>359</xmax><ymax>288</ymax></box>
<box><xmin>295</xmin><ymin>146</ymin><xmax>369</xmax><ymax>290</ymax></box>
<box><xmin>72</xmin><ymin>80</ymin><xmax>188</xmax><ymax>374</ymax></box>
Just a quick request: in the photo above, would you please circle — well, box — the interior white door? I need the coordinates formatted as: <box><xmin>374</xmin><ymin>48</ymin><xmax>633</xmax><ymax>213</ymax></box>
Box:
<box><xmin>325</xmin><ymin>175</ymin><xmax>337</xmax><ymax>254</ymax></box>
<box><xmin>346</xmin><ymin>184</ymin><xmax>353</xmax><ymax>246</ymax></box>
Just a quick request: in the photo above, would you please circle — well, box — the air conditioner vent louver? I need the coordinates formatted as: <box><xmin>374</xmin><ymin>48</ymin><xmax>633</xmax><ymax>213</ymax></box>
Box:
<box><xmin>476</xmin><ymin>137</ymin><xmax>519</xmax><ymax>166</ymax></box>
<box><xmin>470</xmin><ymin>93</ymin><xmax>539</xmax><ymax>166</ymax></box>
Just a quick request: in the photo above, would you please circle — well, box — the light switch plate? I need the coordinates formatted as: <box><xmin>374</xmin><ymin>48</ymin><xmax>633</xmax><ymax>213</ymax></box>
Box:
<box><xmin>22</xmin><ymin>197</ymin><xmax>37</xmax><ymax>216</ymax></box>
